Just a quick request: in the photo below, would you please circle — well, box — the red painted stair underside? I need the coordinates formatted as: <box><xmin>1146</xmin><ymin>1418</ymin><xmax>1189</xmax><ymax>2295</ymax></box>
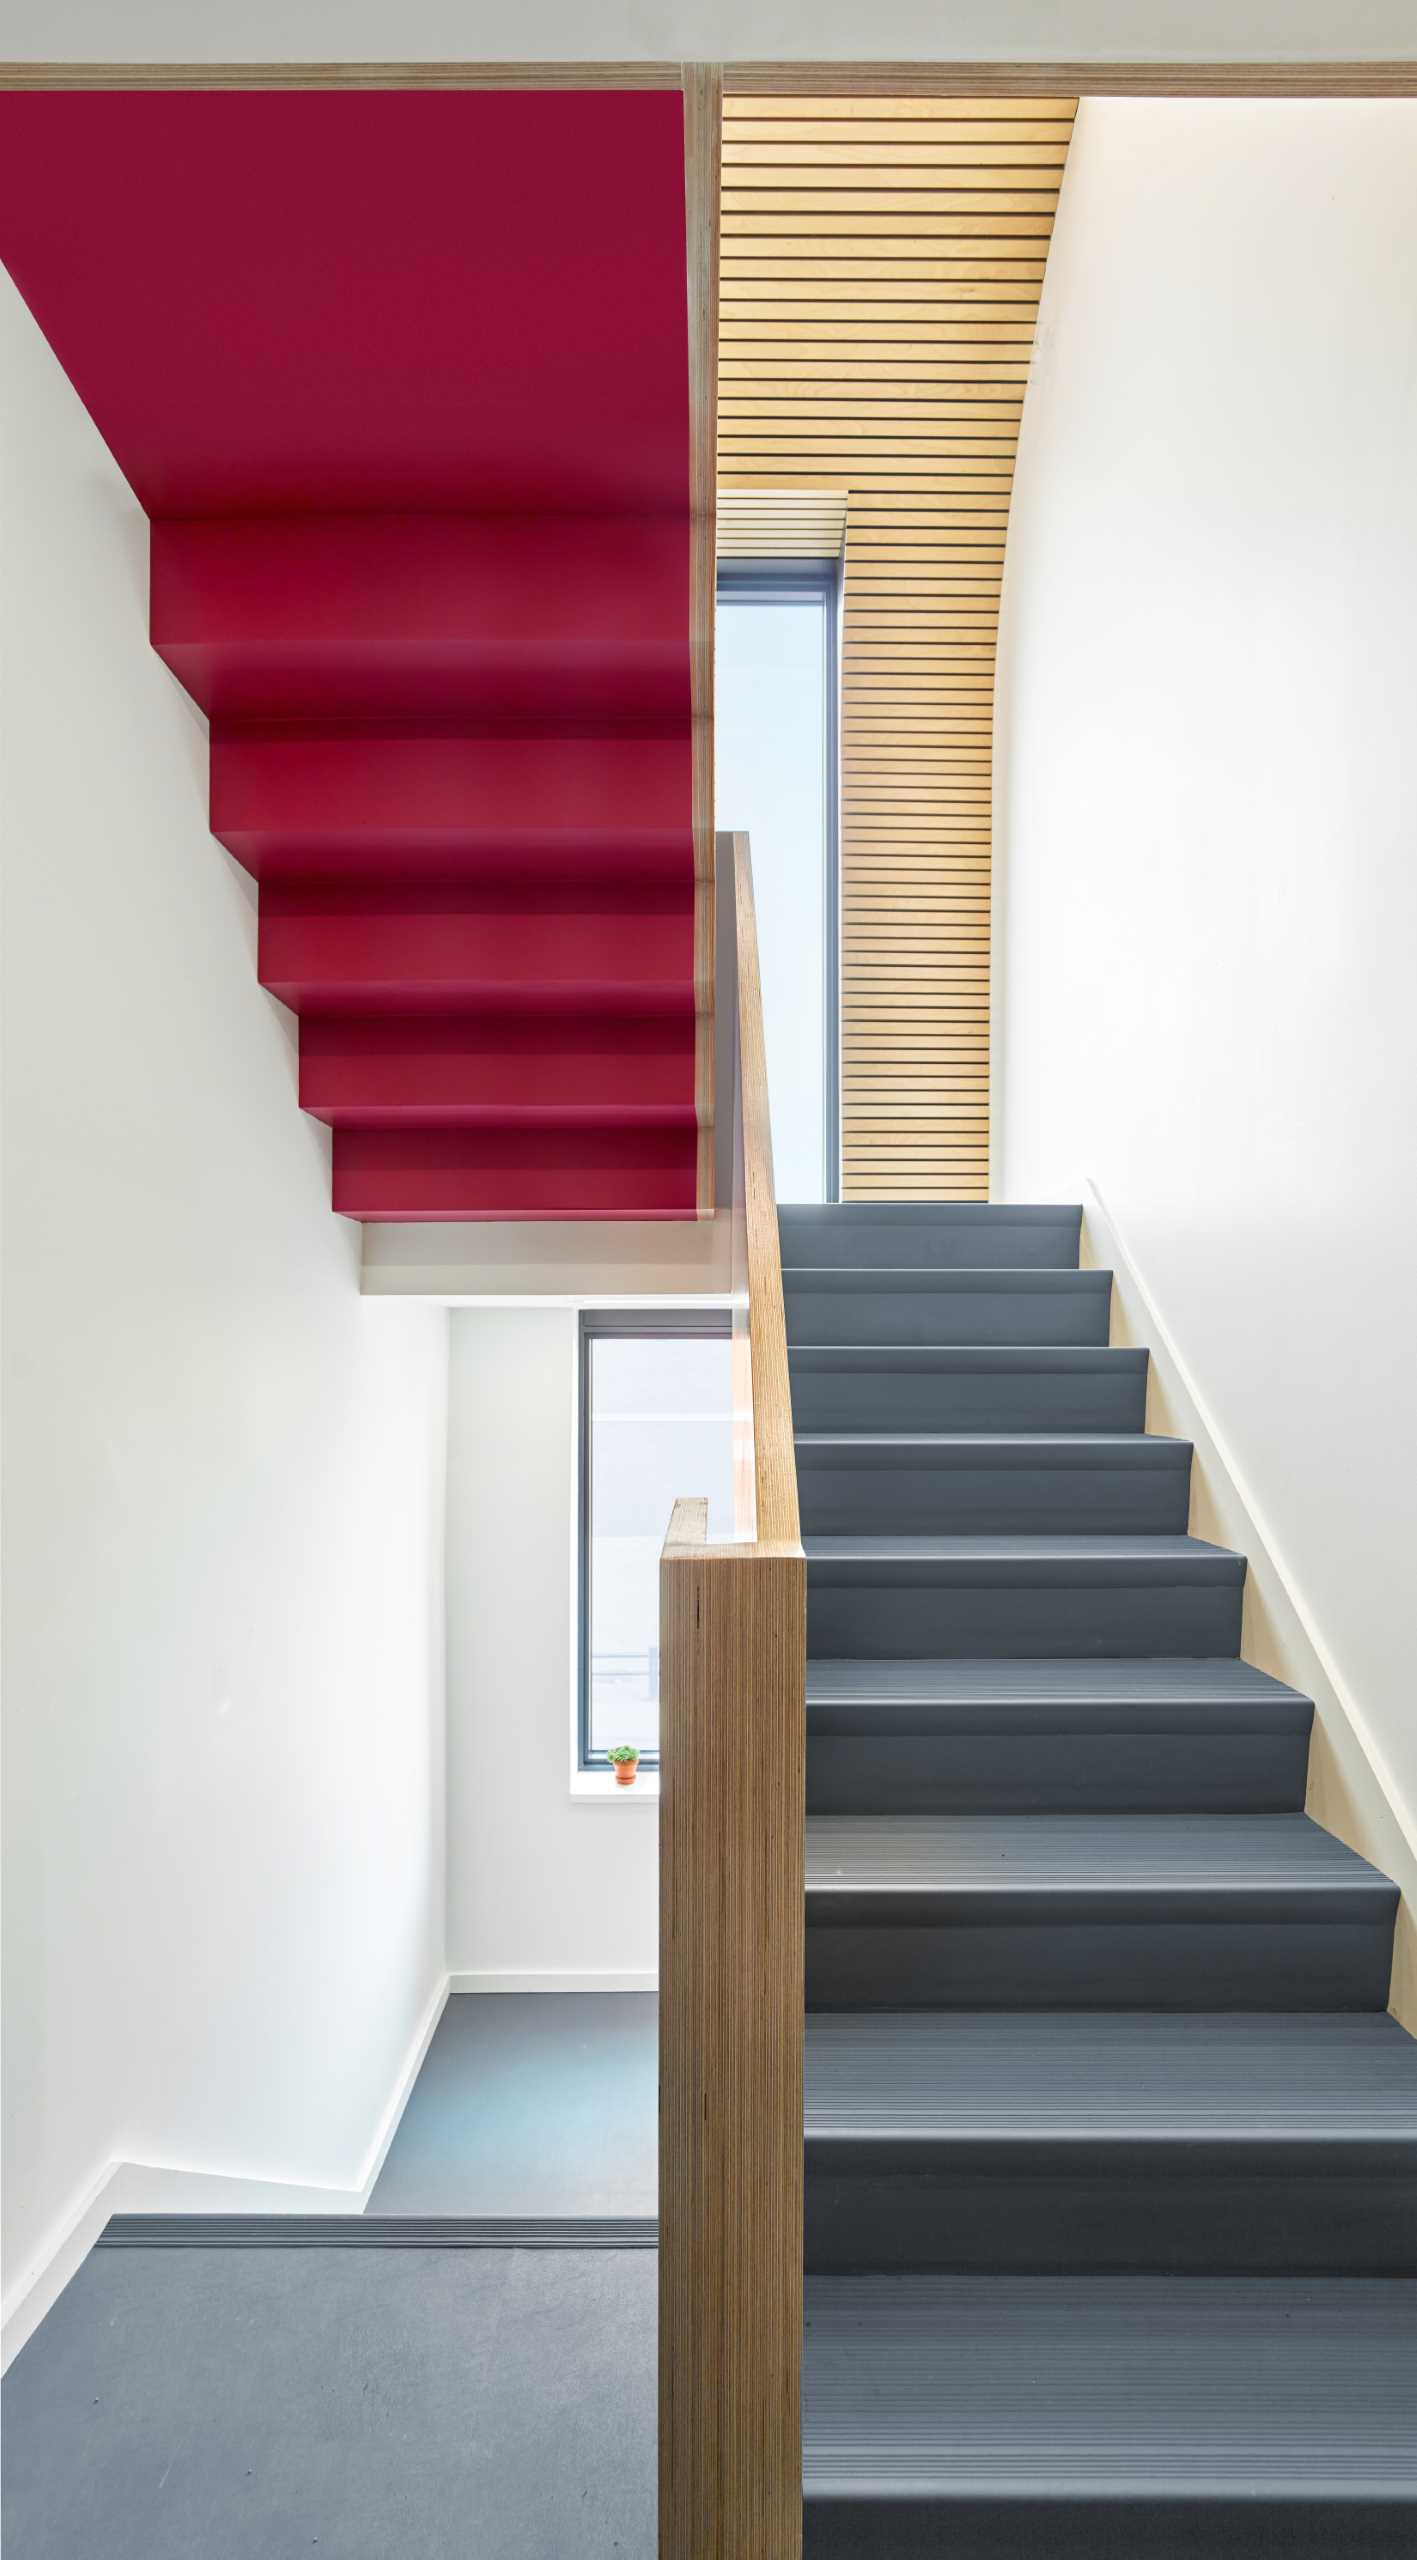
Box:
<box><xmin>0</xmin><ymin>91</ymin><xmax>699</xmax><ymax>1219</ymax></box>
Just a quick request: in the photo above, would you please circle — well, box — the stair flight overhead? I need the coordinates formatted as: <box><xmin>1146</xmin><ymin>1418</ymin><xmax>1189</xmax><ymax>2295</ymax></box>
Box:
<box><xmin>162</xmin><ymin>520</ymin><xmax>702</xmax><ymax>1222</ymax></box>
<box><xmin>784</xmin><ymin>1201</ymin><xmax>1417</xmax><ymax>2557</ymax></box>
<box><xmin>0</xmin><ymin>89</ymin><xmax>705</xmax><ymax>1224</ymax></box>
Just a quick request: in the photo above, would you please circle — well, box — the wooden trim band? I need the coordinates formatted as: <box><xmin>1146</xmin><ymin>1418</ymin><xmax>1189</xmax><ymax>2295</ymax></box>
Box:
<box><xmin>0</xmin><ymin>62</ymin><xmax>689</xmax><ymax>89</ymax></box>
<box><xmin>5</xmin><ymin>62</ymin><xmax>1413</xmax><ymax>96</ymax></box>
<box><xmin>722</xmin><ymin>61</ymin><xmax>1417</xmax><ymax>96</ymax></box>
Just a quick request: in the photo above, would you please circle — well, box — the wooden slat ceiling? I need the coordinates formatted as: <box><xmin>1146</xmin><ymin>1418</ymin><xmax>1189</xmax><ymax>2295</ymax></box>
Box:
<box><xmin>717</xmin><ymin>483</ymin><xmax>848</xmax><ymax>559</ymax></box>
<box><xmin>718</xmin><ymin>93</ymin><xmax>1077</xmax><ymax>1198</ymax></box>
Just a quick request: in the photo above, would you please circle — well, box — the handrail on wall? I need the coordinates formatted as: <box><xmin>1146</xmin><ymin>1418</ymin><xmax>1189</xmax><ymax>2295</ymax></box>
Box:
<box><xmin>658</xmin><ymin>831</ymin><xmax>808</xmax><ymax>2559</ymax></box>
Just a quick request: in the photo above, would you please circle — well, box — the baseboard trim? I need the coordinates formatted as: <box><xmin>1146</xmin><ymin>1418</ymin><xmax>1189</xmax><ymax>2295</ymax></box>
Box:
<box><xmin>1</xmin><ymin>2157</ymin><xmax>126</xmax><ymax>2376</ymax></box>
<box><xmin>447</xmin><ymin>1970</ymin><xmax>658</xmax><ymax>1994</ymax></box>
<box><xmin>351</xmin><ymin>1970</ymin><xmax>449</xmax><ymax>2195</ymax></box>
<box><xmin>98</xmin><ymin>2214</ymin><xmax>658</xmax><ymax>2249</ymax></box>
<box><xmin>1</xmin><ymin>1969</ymin><xmax>450</xmax><ymax>2373</ymax></box>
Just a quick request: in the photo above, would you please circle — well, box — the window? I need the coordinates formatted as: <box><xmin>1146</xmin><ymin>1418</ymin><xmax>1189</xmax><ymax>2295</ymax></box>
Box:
<box><xmin>577</xmin><ymin>1311</ymin><xmax>734</xmax><ymax>1770</ymax></box>
<box><xmin>716</xmin><ymin>560</ymin><xmax>841</xmax><ymax>1200</ymax></box>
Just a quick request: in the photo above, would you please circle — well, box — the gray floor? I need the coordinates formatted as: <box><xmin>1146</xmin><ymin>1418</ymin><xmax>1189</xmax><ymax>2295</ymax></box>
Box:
<box><xmin>2</xmin><ymin>2244</ymin><xmax>656</xmax><ymax>2559</ymax></box>
<box><xmin>369</xmin><ymin>1993</ymin><xmax>657</xmax><ymax>2217</ymax></box>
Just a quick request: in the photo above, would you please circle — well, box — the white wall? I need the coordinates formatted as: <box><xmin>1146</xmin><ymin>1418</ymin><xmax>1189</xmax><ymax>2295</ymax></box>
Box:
<box><xmin>1</xmin><ymin>273</ymin><xmax>450</xmax><ymax>2337</ymax></box>
<box><xmin>5</xmin><ymin>0</ymin><xmax>1414</xmax><ymax>69</ymax></box>
<box><xmin>994</xmin><ymin>100</ymin><xmax>1417</xmax><ymax>1866</ymax></box>
<box><xmin>444</xmin><ymin>1309</ymin><xmax>658</xmax><ymax>1988</ymax></box>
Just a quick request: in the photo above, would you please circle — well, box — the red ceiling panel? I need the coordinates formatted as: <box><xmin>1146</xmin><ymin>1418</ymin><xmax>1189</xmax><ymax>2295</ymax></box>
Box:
<box><xmin>0</xmin><ymin>89</ymin><xmax>690</xmax><ymax>517</ymax></box>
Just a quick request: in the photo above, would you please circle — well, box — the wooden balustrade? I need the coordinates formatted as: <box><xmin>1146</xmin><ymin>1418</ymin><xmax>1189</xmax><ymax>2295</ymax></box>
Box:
<box><xmin>659</xmin><ymin>832</ymin><xmax>807</xmax><ymax>2558</ymax></box>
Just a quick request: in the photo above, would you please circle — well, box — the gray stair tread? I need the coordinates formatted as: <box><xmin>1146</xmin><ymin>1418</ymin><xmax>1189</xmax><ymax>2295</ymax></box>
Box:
<box><xmin>808</xmin><ymin>1535</ymin><xmax>1228</xmax><ymax>1557</ymax></box>
<box><xmin>785</xmin><ymin>1266</ymin><xmax>1108</xmax><ymax>1288</ymax></box>
<box><xmin>778</xmin><ymin>1204</ymin><xmax>1085</xmax><ymax>1272</ymax></box>
<box><xmin>780</xmin><ymin>1203</ymin><xmax>1083</xmax><ymax>1221</ymax></box>
<box><xmin>795</xmin><ymin>1432</ymin><xmax>1188</xmax><ymax>1455</ymax></box>
<box><xmin>802</xmin><ymin>2274</ymin><xmax>1417</xmax><ymax>2491</ymax></box>
<box><xmin>790</xmin><ymin>1346</ymin><xmax>1144</xmax><ymax>1368</ymax></box>
<box><xmin>804</xmin><ymin>1813</ymin><xmax>1392</xmax><ymax>1896</ymax></box>
<box><xmin>805</xmin><ymin>2011</ymin><xmax>1417</xmax><ymax>2138</ymax></box>
<box><xmin>806</xmin><ymin>1533</ymin><xmax>1242</xmax><ymax>1575</ymax></box>
<box><xmin>807</xmin><ymin>1657</ymin><xmax>1307</xmax><ymax>1707</ymax></box>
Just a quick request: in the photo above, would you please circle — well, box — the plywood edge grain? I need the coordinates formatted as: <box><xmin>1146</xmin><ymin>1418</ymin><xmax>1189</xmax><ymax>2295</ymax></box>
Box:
<box><xmin>660</xmin><ymin>830</ymin><xmax>805</xmax><ymax>2559</ymax></box>
<box><xmin>722</xmin><ymin>62</ymin><xmax>1417</xmax><ymax>97</ymax></box>
<box><xmin>6</xmin><ymin>62</ymin><xmax>1413</xmax><ymax>95</ymax></box>
<box><xmin>730</xmin><ymin>833</ymin><xmax>802</xmax><ymax>1549</ymax></box>
<box><xmin>658</xmin><ymin>1535</ymin><xmax>805</xmax><ymax>2560</ymax></box>
<box><xmin>664</xmin><ymin>1495</ymin><xmax>710</xmax><ymax>1553</ymax></box>
<box><xmin>0</xmin><ymin>61</ymin><xmax>686</xmax><ymax>88</ymax></box>
<box><xmin>685</xmin><ymin>65</ymin><xmax>723</xmax><ymax>1217</ymax></box>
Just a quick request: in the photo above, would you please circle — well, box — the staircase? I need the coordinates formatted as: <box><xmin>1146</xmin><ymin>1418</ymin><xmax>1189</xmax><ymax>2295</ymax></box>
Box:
<box><xmin>0</xmin><ymin>87</ymin><xmax>706</xmax><ymax>1225</ymax></box>
<box><xmin>785</xmin><ymin>1202</ymin><xmax>1417</xmax><ymax>2558</ymax></box>
<box><xmin>151</xmin><ymin>513</ymin><xmax>700</xmax><ymax>1221</ymax></box>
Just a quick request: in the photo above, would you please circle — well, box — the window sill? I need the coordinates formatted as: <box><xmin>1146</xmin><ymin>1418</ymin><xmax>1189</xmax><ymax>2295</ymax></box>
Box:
<box><xmin>569</xmin><ymin>1769</ymin><xmax>661</xmax><ymax>1805</ymax></box>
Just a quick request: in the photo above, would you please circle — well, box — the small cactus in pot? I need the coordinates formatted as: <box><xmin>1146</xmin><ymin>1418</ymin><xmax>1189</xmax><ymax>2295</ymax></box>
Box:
<box><xmin>608</xmin><ymin>1743</ymin><xmax>642</xmax><ymax>1788</ymax></box>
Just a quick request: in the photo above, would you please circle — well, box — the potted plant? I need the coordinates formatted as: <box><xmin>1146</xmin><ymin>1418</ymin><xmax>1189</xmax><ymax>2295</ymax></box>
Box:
<box><xmin>608</xmin><ymin>1743</ymin><xmax>642</xmax><ymax>1789</ymax></box>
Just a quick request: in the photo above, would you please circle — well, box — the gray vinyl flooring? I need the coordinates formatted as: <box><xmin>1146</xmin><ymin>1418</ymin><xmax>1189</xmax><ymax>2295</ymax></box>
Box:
<box><xmin>2</xmin><ymin>2244</ymin><xmax>656</xmax><ymax>2559</ymax></box>
<box><xmin>3</xmin><ymin>1995</ymin><xmax>660</xmax><ymax>2555</ymax></box>
<box><xmin>368</xmin><ymin>1992</ymin><xmax>658</xmax><ymax>2217</ymax></box>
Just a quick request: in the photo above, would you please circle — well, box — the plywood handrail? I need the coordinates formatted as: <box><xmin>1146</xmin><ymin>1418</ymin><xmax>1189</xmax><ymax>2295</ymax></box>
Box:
<box><xmin>659</xmin><ymin>831</ymin><xmax>807</xmax><ymax>2559</ymax></box>
<box><xmin>731</xmin><ymin>830</ymin><xmax>801</xmax><ymax>1551</ymax></box>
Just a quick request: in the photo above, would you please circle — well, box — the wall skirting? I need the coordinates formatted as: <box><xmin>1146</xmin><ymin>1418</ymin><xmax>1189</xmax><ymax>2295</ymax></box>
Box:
<box><xmin>448</xmin><ymin>1969</ymin><xmax>658</xmax><ymax>1994</ymax></box>
<box><xmin>1</xmin><ymin>1971</ymin><xmax>449</xmax><ymax>2375</ymax></box>
<box><xmin>1082</xmin><ymin>1176</ymin><xmax>1417</xmax><ymax>2031</ymax></box>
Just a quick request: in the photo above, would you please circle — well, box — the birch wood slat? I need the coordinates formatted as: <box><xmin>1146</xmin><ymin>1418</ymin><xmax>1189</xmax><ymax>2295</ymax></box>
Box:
<box><xmin>718</xmin><ymin>92</ymin><xmax>1077</xmax><ymax>1198</ymax></box>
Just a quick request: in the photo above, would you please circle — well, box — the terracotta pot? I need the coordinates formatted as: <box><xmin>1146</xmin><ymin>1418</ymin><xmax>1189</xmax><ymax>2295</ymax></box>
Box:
<box><xmin>613</xmin><ymin>1758</ymin><xmax>640</xmax><ymax>1787</ymax></box>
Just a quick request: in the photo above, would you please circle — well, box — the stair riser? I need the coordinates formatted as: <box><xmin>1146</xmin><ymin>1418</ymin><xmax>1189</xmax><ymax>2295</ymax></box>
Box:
<box><xmin>213</xmin><ymin>730</ymin><xmax>691</xmax><ymax>863</ymax></box>
<box><xmin>807</xmin><ymin>1579</ymin><xmax>1245</xmax><ymax>1659</ymax></box>
<box><xmin>784</xmin><ymin>1281</ymin><xmax>1111</xmax><ymax>1349</ymax></box>
<box><xmin>804</xmin><ymin>2148</ymin><xmax>1417</xmax><ymax>2274</ymax></box>
<box><xmin>804</xmin><ymin>1915</ymin><xmax>1395</xmax><ymax>2011</ymax></box>
<box><xmin>331</xmin><ymin>1124</ymin><xmax>698</xmax><ymax>1220</ymax></box>
<box><xmin>153</xmin><ymin>511</ymin><xmax>690</xmax><ymax>727</ymax></box>
<box><xmin>779</xmin><ymin>1206</ymin><xmax>1082</xmax><ymax>1271</ymax></box>
<box><xmin>258</xmin><ymin>897</ymin><xmax>690</xmax><ymax>1007</ymax></box>
<box><xmin>797</xmin><ymin>1456</ymin><xmax>1192</xmax><ymax>1538</ymax></box>
<box><xmin>300</xmin><ymin>1011</ymin><xmax>693</xmax><ymax>1125</ymax></box>
<box><xmin>806</xmin><ymin>1732</ymin><xmax>1311</xmax><ymax>1815</ymax></box>
<box><xmin>789</xmin><ymin>1366</ymin><xmax>1148</xmax><ymax>1434</ymax></box>
<box><xmin>804</xmin><ymin>2495</ymin><xmax>1417</xmax><ymax>2560</ymax></box>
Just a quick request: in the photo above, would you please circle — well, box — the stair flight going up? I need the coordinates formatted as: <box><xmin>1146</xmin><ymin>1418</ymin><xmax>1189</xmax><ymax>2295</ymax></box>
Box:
<box><xmin>783</xmin><ymin>1201</ymin><xmax>1417</xmax><ymax>2559</ymax></box>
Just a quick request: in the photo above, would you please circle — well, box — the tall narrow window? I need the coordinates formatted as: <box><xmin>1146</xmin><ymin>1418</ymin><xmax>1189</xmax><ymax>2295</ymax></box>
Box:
<box><xmin>578</xmin><ymin>1311</ymin><xmax>733</xmax><ymax>1770</ymax></box>
<box><xmin>716</xmin><ymin>563</ymin><xmax>841</xmax><ymax>1201</ymax></box>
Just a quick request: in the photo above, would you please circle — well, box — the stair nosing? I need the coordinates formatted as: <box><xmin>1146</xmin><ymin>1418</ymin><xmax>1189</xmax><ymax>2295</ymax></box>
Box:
<box><xmin>802</xmin><ymin>1813</ymin><xmax>1397</xmax><ymax>1904</ymax></box>
<box><xmin>788</xmin><ymin>1344</ymin><xmax>1147</xmax><ymax>1363</ymax></box>
<box><xmin>802</xmin><ymin>2012</ymin><xmax>1417</xmax><ymax>2140</ymax></box>
<box><xmin>794</xmin><ymin>1432</ymin><xmax>1190</xmax><ymax>1453</ymax></box>
<box><xmin>784</xmin><ymin>1266</ymin><xmax>1110</xmax><ymax>1284</ymax></box>
<box><xmin>804</xmin><ymin>1659</ymin><xmax>1309</xmax><ymax>1701</ymax></box>
<box><xmin>804</xmin><ymin>1534</ymin><xmax>1244</xmax><ymax>1580</ymax></box>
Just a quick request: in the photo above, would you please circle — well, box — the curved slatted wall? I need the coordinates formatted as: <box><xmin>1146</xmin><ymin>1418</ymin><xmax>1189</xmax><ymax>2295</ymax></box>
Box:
<box><xmin>717</xmin><ymin>484</ymin><xmax>849</xmax><ymax>560</ymax></box>
<box><xmin>719</xmin><ymin>93</ymin><xmax>1077</xmax><ymax>1199</ymax></box>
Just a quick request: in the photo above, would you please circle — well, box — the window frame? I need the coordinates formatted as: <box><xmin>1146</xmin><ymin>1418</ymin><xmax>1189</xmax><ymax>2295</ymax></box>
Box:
<box><xmin>576</xmin><ymin>1305</ymin><xmax>734</xmax><ymax>1774</ymax></box>
<box><xmin>716</xmin><ymin>555</ymin><xmax>843</xmax><ymax>1201</ymax></box>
